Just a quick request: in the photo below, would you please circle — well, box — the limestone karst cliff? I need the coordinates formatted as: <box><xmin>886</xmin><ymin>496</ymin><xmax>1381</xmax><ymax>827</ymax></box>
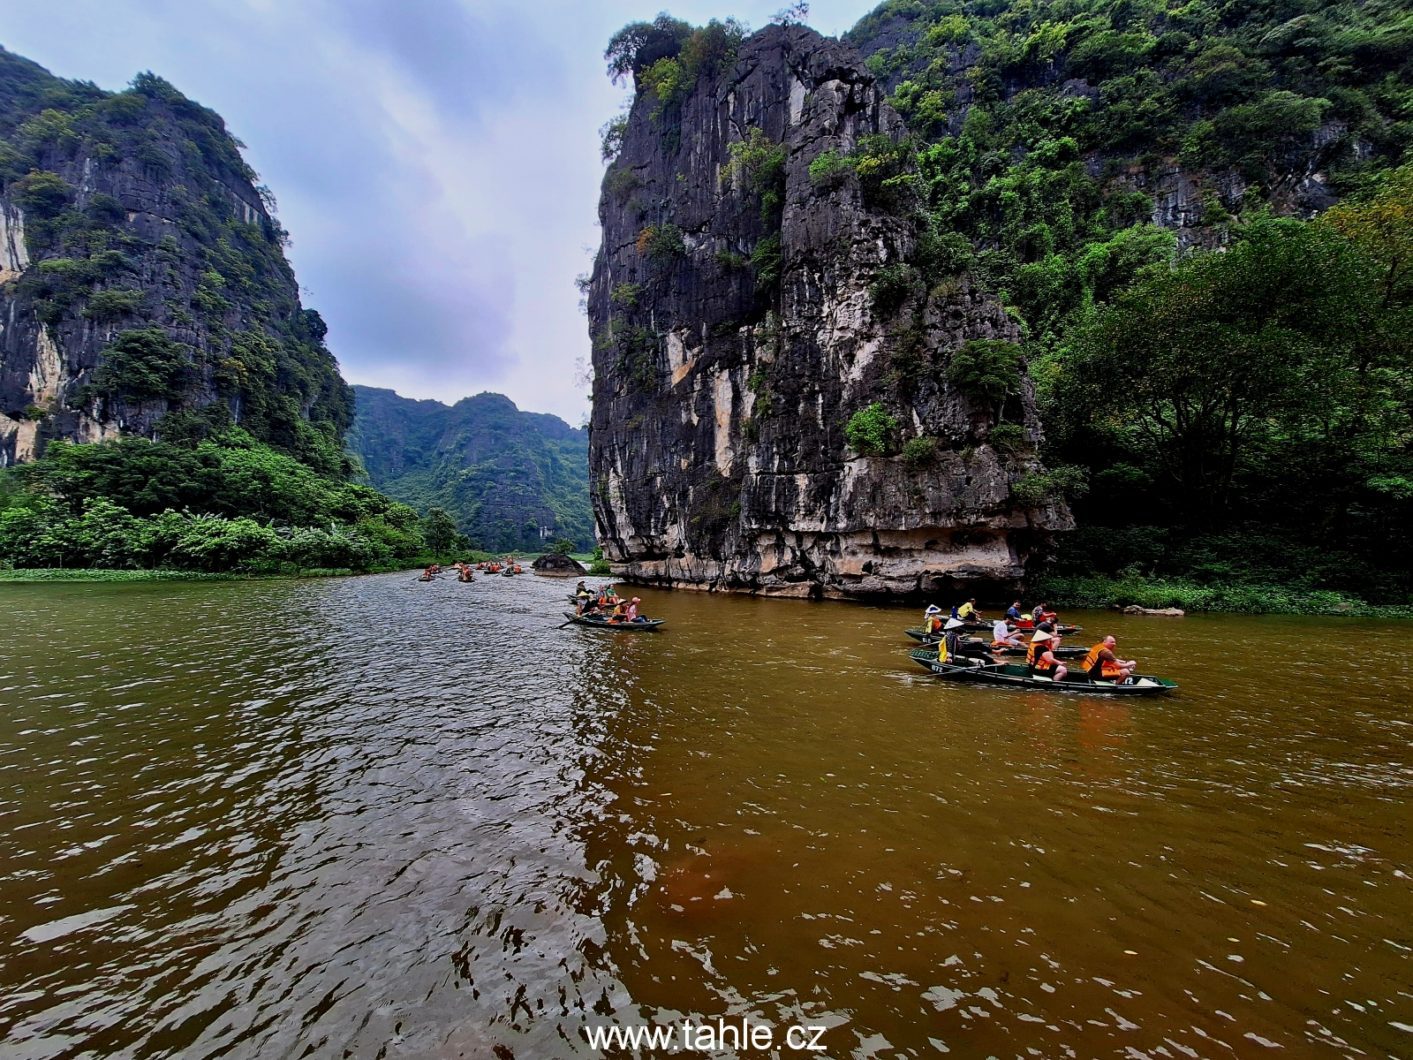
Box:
<box><xmin>588</xmin><ymin>23</ymin><xmax>1070</xmax><ymax>598</ymax></box>
<box><xmin>0</xmin><ymin>47</ymin><xmax>350</xmax><ymax>473</ymax></box>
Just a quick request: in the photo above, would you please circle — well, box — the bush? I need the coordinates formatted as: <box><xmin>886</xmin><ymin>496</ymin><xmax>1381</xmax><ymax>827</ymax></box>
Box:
<box><xmin>902</xmin><ymin>436</ymin><xmax>940</xmax><ymax>467</ymax></box>
<box><xmin>93</xmin><ymin>327</ymin><xmax>191</xmax><ymax>401</ymax></box>
<box><xmin>947</xmin><ymin>339</ymin><xmax>1023</xmax><ymax>409</ymax></box>
<box><xmin>845</xmin><ymin>403</ymin><xmax>899</xmax><ymax>456</ymax></box>
<box><xmin>727</xmin><ymin>128</ymin><xmax>787</xmax><ymax>220</ymax></box>
<box><xmin>988</xmin><ymin>422</ymin><xmax>1027</xmax><ymax>453</ymax></box>
<box><xmin>808</xmin><ymin>148</ymin><xmax>855</xmax><ymax>189</ymax></box>
<box><xmin>83</xmin><ymin>288</ymin><xmax>146</xmax><ymax>321</ymax></box>
<box><xmin>870</xmin><ymin>263</ymin><xmax>919</xmax><ymax>315</ymax></box>
<box><xmin>750</xmin><ymin>234</ymin><xmax>782</xmax><ymax>288</ymax></box>
<box><xmin>636</xmin><ymin>223</ymin><xmax>685</xmax><ymax>260</ymax></box>
<box><xmin>1011</xmin><ymin>464</ymin><xmax>1088</xmax><ymax>507</ymax></box>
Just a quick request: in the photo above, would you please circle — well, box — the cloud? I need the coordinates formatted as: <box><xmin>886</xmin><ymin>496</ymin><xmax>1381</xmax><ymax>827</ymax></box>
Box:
<box><xmin>0</xmin><ymin>0</ymin><xmax>868</xmax><ymax>422</ymax></box>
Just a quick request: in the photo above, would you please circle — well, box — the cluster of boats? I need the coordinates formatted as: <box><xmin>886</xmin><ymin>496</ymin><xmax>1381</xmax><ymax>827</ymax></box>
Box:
<box><xmin>561</xmin><ymin>583</ymin><xmax>664</xmax><ymax>631</ymax></box>
<box><xmin>904</xmin><ymin>603</ymin><xmax>1178</xmax><ymax>696</ymax></box>
<box><xmin>555</xmin><ymin>583</ymin><xmax>1174</xmax><ymax>694</ymax></box>
<box><xmin>418</xmin><ymin>559</ymin><xmax>526</xmax><ymax>582</ymax></box>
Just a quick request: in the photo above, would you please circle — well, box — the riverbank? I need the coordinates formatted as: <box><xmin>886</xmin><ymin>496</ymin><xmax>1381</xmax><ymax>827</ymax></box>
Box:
<box><xmin>0</xmin><ymin>554</ymin><xmax>507</xmax><ymax>583</ymax></box>
<box><xmin>1035</xmin><ymin>573</ymin><xmax>1413</xmax><ymax>618</ymax></box>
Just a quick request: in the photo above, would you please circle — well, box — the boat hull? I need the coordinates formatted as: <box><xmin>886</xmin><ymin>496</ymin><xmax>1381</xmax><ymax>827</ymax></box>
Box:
<box><xmin>562</xmin><ymin>611</ymin><xmax>664</xmax><ymax>631</ymax></box>
<box><xmin>907</xmin><ymin>649</ymin><xmax>1176</xmax><ymax>695</ymax></box>
<box><xmin>903</xmin><ymin>629</ymin><xmax>1086</xmax><ymax>659</ymax></box>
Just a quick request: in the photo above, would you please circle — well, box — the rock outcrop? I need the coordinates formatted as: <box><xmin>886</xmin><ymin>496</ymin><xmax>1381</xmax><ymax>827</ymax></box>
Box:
<box><xmin>587</xmin><ymin>25</ymin><xmax>1070</xmax><ymax>599</ymax></box>
<box><xmin>0</xmin><ymin>47</ymin><xmax>350</xmax><ymax>469</ymax></box>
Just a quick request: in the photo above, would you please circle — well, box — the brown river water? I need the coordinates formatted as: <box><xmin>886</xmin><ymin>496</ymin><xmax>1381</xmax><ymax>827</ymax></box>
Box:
<box><xmin>0</xmin><ymin>572</ymin><xmax>1408</xmax><ymax>1059</ymax></box>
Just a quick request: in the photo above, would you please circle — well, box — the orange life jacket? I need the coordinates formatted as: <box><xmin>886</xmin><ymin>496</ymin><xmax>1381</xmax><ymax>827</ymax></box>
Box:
<box><xmin>1082</xmin><ymin>643</ymin><xmax>1125</xmax><ymax>679</ymax></box>
<box><xmin>1028</xmin><ymin>636</ymin><xmax>1057</xmax><ymax>672</ymax></box>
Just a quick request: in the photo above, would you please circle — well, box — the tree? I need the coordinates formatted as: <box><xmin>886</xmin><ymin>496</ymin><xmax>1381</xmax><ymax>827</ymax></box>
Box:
<box><xmin>1057</xmin><ymin>218</ymin><xmax>1385</xmax><ymax>524</ymax></box>
<box><xmin>421</xmin><ymin>507</ymin><xmax>463</xmax><ymax>554</ymax></box>
<box><xmin>604</xmin><ymin>14</ymin><xmax>692</xmax><ymax>85</ymax></box>
<box><xmin>948</xmin><ymin>339</ymin><xmax>1023</xmax><ymax>416</ymax></box>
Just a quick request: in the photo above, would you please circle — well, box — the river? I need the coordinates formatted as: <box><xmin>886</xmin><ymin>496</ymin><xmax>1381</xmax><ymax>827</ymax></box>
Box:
<box><xmin>0</xmin><ymin>572</ymin><xmax>1408</xmax><ymax>1058</ymax></box>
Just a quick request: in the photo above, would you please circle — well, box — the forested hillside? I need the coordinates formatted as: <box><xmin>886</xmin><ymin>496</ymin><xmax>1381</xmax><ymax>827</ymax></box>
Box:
<box><xmin>348</xmin><ymin>386</ymin><xmax>593</xmax><ymax>553</ymax></box>
<box><xmin>0</xmin><ymin>47</ymin><xmax>439</xmax><ymax>573</ymax></box>
<box><xmin>838</xmin><ymin>0</ymin><xmax>1412</xmax><ymax>601</ymax></box>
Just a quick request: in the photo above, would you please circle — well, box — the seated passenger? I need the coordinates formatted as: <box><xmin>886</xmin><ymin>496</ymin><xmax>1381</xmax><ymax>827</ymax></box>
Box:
<box><xmin>1026</xmin><ymin>623</ymin><xmax>1069</xmax><ymax>681</ymax></box>
<box><xmin>1082</xmin><ymin>636</ymin><xmax>1137</xmax><ymax>682</ymax></box>
<box><xmin>957</xmin><ymin>598</ymin><xmax>982</xmax><ymax>622</ymax></box>
<box><xmin>991</xmin><ymin>618</ymin><xmax>1024</xmax><ymax>649</ymax></box>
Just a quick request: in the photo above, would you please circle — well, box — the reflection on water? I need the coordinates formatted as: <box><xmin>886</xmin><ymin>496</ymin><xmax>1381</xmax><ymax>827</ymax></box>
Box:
<box><xmin>0</xmin><ymin>574</ymin><xmax>1408</xmax><ymax>1057</ymax></box>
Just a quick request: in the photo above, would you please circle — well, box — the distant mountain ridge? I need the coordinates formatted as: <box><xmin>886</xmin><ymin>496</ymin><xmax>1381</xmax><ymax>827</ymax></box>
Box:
<box><xmin>347</xmin><ymin>385</ymin><xmax>592</xmax><ymax>552</ymax></box>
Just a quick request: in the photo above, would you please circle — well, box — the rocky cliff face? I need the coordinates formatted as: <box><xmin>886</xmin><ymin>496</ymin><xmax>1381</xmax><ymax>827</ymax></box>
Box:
<box><xmin>0</xmin><ymin>47</ymin><xmax>350</xmax><ymax>472</ymax></box>
<box><xmin>588</xmin><ymin>25</ymin><xmax>1069</xmax><ymax>599</ymax></box>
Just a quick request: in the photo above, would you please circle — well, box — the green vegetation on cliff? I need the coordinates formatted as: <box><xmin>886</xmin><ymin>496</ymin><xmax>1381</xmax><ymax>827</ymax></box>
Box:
<box><xmin>840</xmin><ymin>0</ymin><xmax>1412</xmax><ymax>601</ymax></box>
<box><xmin>347</xmin><ymin>386</ymin><xmax>593</xmax><ymax>553</ymax></box>
<box><xmin>0</xmin><ymin>47</ymin><xmax>352</xmax><ymax>472</ymax></box>
<box><xmin>0</xmin><ymin>48</ymin><xmax>448</xmax><ymax>574</ymax></box>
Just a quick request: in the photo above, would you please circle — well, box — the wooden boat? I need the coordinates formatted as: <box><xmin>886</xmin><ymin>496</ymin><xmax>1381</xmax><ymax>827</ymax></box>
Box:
<box><xmin>903</xmin><ymin>629</ymin><xmax>1086</xmax><ymax>658</ymax></box>
<box><xmin>907</xmin><ymin>648</ymin><xmax>1176</xmax><ymax>695</ymax></box>
<box><xmin>562</xmin><ymin>611</ymin><xmax>663</xmax><ymax>631</ymax></box>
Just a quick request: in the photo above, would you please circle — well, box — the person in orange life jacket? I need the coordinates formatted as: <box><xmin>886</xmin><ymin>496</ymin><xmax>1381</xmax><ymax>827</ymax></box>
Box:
<box><xmin>1026</xmin><ymin>622</ymin><xmax>1068</xmax><ymax>680</ymax></box>
<box><xmin>923</xmin><ymin>604</ymin><xmax>944</xmax><ymax>635</ymax></box>
<box><xmin>1082</xmin><ymin>636</ymin><xmax>1136</xmax><ymax>682</ymax></box>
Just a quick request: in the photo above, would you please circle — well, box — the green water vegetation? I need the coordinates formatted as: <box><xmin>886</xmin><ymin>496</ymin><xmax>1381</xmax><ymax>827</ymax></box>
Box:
<box><xmin>835</xmin><ymin>0</ymin><xmax>1413</xmax><ymax>605</ymax></box>
<box><xmin>0</xmin><ymin>432</ymin><xmax>476</xmax><ymax>574</ymax></box>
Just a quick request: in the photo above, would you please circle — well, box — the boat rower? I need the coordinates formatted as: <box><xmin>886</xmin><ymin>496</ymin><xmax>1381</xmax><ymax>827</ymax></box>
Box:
<box><xmin>923</xmin><ymin>604</ymin><xmax>944</xmax><ymax>636</ymax></box>
<box><xmin>1082</xmin><ymin>636</ymin><xmax>1136</xmax><ymax>683</ymax></box>
<box><xmin>938</xmin><ymin>618</ymin><xmax>987</xmax><ymax>666</ymax></box>
<box><xmin>957</xmin><ymin>598</ymin><xmax>982</xmax><ymax>622</ymax></box>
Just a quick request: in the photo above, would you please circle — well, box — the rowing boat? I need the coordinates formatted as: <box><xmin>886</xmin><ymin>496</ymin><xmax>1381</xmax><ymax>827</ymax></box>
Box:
<box><xmin>906</xmin><ymin>648</ymin><xmax>1176</xmax><ymax>695</ymax></box>
<box><xmin>562</xmin><ymin>611</ymin><xmax>664</xmax><ymax>631</ymax></box>
<box><xmin>903</xmin><ymin>629</ymin><xmax>1087</xmax><ymax>659</ymax></box>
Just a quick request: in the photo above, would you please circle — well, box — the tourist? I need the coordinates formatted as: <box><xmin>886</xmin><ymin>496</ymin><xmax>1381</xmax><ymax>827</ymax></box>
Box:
<box><xmin>923</xmin><ymin>604</ymin><xmax>944</xmax><ymax>635</ymax></box>
<box><xmin>1006</xmin><ymin>600</ymin><xmax>1023</xmax><ymax>622</ymax></box>
<box><xmin>957</xmin><ymin>597</ymin><xmax>982</xmax><ymax>621</ymax></box>
<box><xmin>1026</xmin><ymin>623</ymin><xmax>1068</xmax><ymax>681</ymax></box>
<box><xmin>991</xmin><ymin>617</ymin><xmax>1023</xmax><ymax>649</ymax></box>
<box><xmin>1082</xmin><ymin>636</ymin><xmax>1137</xmax><ymax>683</ymax></box>
<box><xmin>626</xmin><ymin>596</ymin><xmax>642</xmax><ymax>622</ymax></box>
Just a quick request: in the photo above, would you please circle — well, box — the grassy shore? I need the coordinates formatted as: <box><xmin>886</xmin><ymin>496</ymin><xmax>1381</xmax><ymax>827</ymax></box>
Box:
<box><xmin>1035</xmin><ymin>573</ymin><xmax>1413</xmax><ymax>618</ymax></box>
<box><xmin>0</xmin><ymin>553</ymin><xmax>506</xmax><ymax>583</ymax></box>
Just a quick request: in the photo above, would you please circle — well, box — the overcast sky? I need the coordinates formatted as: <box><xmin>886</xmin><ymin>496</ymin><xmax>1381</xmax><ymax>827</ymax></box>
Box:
<box><xmin>1</xmin><ymin>1</ymin><xmax>870</xmax><ymax>424</ymax></box>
